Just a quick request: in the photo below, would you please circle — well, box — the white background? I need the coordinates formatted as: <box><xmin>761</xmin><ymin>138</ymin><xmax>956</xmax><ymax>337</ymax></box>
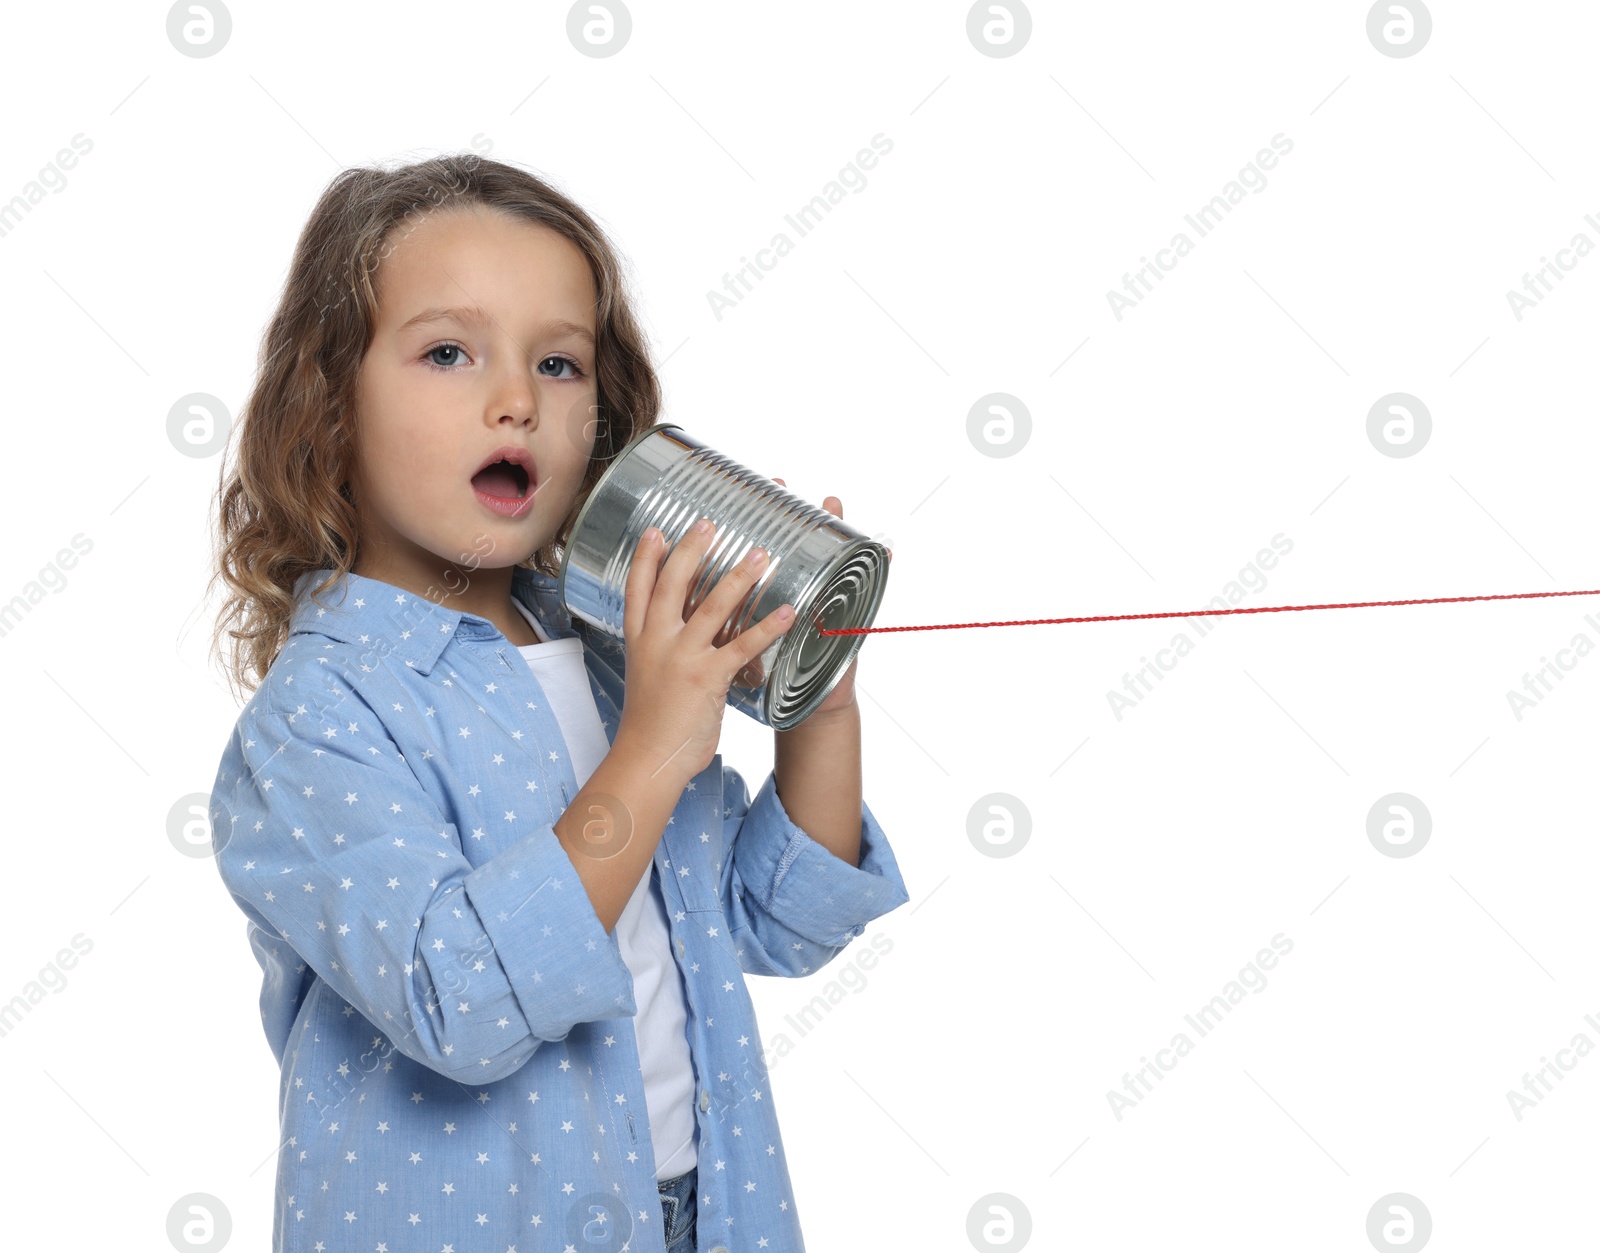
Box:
<box><xmin>1</xmin><ymin>1</ymin><xmax>1596</xmax><ymax>1249</ymax></box>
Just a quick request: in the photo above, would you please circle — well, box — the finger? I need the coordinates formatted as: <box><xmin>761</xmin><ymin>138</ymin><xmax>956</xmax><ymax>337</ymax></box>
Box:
<box><xmin>652</xmin><ymin>517</ymin><xmax>717</xmax><ymax>633</ymax></box>
<box><xmin>624</xmin><ymin>527</ymin><xmax>662</xmax><ymax>642</ymax></box>
<box><xmin>686</xmin><ymin>537</ymin><xmax>769</xmax><ymax>647</ymax></box>
<box><xmin>734</xmin><ymin>600</ymin><xmax>796</xmax><ymax>669</ymax></box>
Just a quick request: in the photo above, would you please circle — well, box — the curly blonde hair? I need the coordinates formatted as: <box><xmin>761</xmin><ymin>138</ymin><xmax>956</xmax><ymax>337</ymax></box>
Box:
<box><xmin>207</xmin><ymin>153</ymin><xmax>659</xmax><ymax>703</ymax></box>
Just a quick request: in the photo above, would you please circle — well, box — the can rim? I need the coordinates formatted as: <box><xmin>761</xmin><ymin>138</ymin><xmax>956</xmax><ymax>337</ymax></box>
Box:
<box><xmin>767</xmin><ymin>541</ymin><xmax>888</xmax><ymax>727</ymax></box>
<box><xmin>557</xmin><ymin>420</ymin><xmax>683</xmax><ymax>611</ymax></box>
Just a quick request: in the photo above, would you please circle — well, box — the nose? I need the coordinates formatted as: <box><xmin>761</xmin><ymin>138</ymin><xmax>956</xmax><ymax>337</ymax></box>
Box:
<box><xmin>491</xmin><ymin>365</ymin><xmax>539</xmax><ymax>429</ymax></box>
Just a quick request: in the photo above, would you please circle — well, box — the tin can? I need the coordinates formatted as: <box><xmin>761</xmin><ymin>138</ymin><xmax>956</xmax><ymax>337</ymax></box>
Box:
<box><xmin>557</xmin><ymin>422</ymin><xmax>890</xmax><ymax>729</ymax></box>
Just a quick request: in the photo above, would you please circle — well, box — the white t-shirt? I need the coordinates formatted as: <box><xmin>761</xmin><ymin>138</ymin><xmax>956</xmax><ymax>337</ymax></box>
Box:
<box><xmin>510</xmin><ymin>597</ymin><xmax>699</xmax><ymax>1181</ymax></box>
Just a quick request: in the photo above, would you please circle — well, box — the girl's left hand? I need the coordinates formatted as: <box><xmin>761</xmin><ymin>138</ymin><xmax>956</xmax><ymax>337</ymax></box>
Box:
<box><xmin>770</xmin><ymin>479</ymin><xmax>891</xmax><ymax>722</ymax></box>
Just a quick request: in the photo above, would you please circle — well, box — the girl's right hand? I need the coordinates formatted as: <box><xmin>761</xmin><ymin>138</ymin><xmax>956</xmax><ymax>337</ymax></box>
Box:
<box><xmin>613</xmin><ymin>518</ymin><xmax>796</xmax><ymax>782</ymax></box>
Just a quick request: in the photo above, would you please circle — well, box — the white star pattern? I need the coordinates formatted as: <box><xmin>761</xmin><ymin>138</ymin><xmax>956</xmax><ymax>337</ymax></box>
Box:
<box><xmin>206</xmin><ymin>567</ymin><xmax>908</xmax><ymax>1250</ymax></box>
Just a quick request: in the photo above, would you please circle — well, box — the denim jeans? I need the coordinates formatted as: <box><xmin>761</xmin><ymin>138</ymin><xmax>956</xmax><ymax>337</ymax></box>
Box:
<box><xmin>657</xmin><ymin>1165</ymin><xmax>697</xmax><ymax>1253</ymax></box>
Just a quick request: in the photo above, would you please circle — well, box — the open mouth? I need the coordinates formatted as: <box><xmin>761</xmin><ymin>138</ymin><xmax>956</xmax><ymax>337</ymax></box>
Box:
<box><xmin>471</xmin><ymin>459</ymin><xmax>531</xmax><ymax>500</ymax></box>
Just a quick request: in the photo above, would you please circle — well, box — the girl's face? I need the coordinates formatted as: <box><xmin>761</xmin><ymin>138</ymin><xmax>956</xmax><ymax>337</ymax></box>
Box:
<box><xmin>348</xmin><ymin>204</ymin><xmax>600</xmax><ymax>590</ymax></box>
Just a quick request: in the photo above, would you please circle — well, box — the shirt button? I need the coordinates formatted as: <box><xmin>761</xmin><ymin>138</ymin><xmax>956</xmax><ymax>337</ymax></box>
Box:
<box><xmin>676</xmin><ymin>938</ymin><xmax>685</xmax><ymax>958</ymax></box>
<box><xmin>711</xmin><ymin>1247</ymin><xmax>731</xmax><ymax>1253</ymax></box>
<box><xmin>699</xmin><ymin>1089</ymin><xmax>710</xmax><ymax>1112</ymax></box>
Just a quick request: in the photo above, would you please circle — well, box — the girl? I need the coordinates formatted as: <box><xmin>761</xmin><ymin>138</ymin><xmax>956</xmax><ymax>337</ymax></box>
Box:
<box><xmin>206</xmin><ymin>153</ymin><xmax>910</xmax><ymax>1253</ymax></box>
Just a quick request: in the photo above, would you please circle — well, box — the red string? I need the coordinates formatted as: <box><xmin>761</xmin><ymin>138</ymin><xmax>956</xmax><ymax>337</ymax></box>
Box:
<box><xmin>815</xmin><ymin>587</ymin><xmax>1600</xmax><ymax>635</ymax></box>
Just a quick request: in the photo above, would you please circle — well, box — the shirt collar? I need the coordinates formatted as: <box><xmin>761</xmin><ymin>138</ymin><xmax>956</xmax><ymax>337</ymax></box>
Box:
<box><xmin>287</xmin><ymin>565</ymin><xmax>581</xmax><ymax>676</ymax></box>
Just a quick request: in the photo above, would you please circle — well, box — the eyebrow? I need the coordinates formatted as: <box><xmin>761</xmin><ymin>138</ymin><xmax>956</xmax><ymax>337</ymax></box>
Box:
<box><xmin>397</xmin><ymin>305</ymin><xmax>595</xmax><ymax>346</ymax></box>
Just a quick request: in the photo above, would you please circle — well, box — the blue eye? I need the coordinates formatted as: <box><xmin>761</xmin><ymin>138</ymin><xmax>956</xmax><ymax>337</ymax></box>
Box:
<box><xmin>539</xmin><ymin>355</ymin><xmax>586</xmax><ymax>380</ymax></box>
<box><xmin>423</xmin><ymin>342</ymin><xmax>469</xmax><ymax>370</ymax></box>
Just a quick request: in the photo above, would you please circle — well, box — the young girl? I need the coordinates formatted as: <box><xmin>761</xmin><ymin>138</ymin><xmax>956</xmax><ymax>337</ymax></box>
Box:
<box><xmin>206</xmin><ymin>153</ymin><xmax>909</xmax><ymax>1253</ymax></box>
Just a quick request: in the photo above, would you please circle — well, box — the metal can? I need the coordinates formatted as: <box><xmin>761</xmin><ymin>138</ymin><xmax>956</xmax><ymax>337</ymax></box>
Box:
<box><xmin>557</xmin><ymin>422</ymin><xmax>890</xmax><ymax>729</ymax></box>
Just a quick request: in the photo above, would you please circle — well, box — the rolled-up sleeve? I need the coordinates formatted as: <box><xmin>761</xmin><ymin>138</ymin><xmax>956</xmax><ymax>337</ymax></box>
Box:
<box><xmin>718</xmin><ymin>763</ymin><xmax>909</xmax><ymax>977</ymax></box>
<box><xmin>211</xmin><ymin>655</ymin><xmax>636</xmax><ymax>1085</ymax></box>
